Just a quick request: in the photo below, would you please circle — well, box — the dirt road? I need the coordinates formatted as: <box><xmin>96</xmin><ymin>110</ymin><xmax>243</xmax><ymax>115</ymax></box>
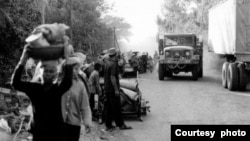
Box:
<box><xmin>7</xmin><ymin>55</ymin><xmax>250</xmax><ymax>141</ymax></box>
<box><xmin>120</xmin><ymin>67</ymin><xmax>250</xmax><ymax>141</ymax></box>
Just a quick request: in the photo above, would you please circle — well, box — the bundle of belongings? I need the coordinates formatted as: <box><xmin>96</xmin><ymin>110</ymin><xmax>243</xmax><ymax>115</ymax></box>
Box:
<box><xmin>119</xmin><ymin>79</ymin><xmax>141</xmax><ymax>109</ymax></box>
<box><xmin>23</xmin><ymin>23</ymin><xmax>74</xmax><ymax>83</ymax></box>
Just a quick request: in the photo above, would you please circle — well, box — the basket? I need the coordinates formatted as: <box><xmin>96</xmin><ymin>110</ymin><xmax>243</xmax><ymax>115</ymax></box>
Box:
<box><xmin>29</xmin><ymin>45</ymin><xmax>64</xmax><ymax>60</ymax></box>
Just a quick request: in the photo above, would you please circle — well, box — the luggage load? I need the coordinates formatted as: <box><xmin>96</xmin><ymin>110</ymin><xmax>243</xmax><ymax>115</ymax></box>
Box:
<box><xmin>119</xmin><ymin>79</ymin><xmax>138</xmax><ymax>91</ymax></box>
<box><xmin>120</xmin><ymin>87</ymin><xmax>139</xmax><ymax>101</ymax></box>
<box><xmin>25</xmin><ymin>23</ymin><xmax>73</xmax><ymax>60</ymax></box>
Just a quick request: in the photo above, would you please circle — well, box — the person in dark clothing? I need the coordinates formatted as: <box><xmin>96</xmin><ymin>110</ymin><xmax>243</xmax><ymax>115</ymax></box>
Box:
<box><xmin>89</xmin><ymin>63</ymin><xmax>102</xmax><ymax>114</ymax></box>
<box><xmin>11</xmin><ymin>46</ymin><xmax>72</xmax><ymax>141</ymax></box>
<box><xmin>103</xmin><ymin>48</ymin><xmax>132</xmax><ymax>131</ymax></box>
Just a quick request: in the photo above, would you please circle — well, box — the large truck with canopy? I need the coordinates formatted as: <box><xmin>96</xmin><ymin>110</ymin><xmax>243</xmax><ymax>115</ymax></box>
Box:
<box><xmin>158</xmin><ymin>33</ymin><xmax>203</xmax><ymax>80</ymax></box>
<box><xmin>208</xmin><ymin>0</ymin><xmax>250</xmax><ymax>91</ymax></box>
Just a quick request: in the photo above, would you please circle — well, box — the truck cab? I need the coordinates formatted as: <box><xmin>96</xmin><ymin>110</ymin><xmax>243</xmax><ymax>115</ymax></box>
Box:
<box><xmin>158</xmin><ymin>33</ymin><xmax>203</xmax><ymax>80</ymax></box>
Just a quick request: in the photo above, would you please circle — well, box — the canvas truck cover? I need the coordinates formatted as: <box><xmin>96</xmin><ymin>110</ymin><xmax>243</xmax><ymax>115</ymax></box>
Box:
<box><xmin>208</xmin><ymin>0</ymin><xmax>250</xmax><ymax>55</ymax></box>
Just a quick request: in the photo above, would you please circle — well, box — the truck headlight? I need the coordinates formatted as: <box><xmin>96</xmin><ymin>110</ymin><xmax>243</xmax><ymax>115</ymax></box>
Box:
<box><xmin>185</xmin><ymin>51</ymin><xmax>190</xmax><ymax>56</ymax></box>
<box><xmin>165</xmin><ymin>51</ymin><xmax>170</xmax><ymax>56</ymax></box>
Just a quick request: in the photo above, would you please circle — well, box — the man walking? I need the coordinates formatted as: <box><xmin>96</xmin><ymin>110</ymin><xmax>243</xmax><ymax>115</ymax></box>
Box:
<box><xmin>103</xmin><ymin>48</ymin><xmax>132</xmax><ymax>131</ymax></box>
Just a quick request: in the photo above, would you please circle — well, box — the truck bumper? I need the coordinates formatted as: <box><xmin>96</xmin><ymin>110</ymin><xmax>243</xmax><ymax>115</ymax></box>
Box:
<box><xmin>159</xmin><ymin>58</ymin><xmax>199</xmax><ymax>65</ymax></box>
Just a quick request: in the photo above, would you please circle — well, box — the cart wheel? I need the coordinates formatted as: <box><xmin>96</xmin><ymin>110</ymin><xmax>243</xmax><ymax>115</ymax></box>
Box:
<box><xmin>142</xmin><ymin>108</ymin><xmax>147</xmax><ymax>115</ymax></box>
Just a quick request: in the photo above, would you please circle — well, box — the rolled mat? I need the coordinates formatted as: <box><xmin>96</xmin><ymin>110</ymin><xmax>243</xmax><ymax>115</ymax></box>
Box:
<box><xmin>119</xmin><ymin>79</ymin><xmax>138</xmax><ymax>91</ymax></box>
<box><xmin>120</xmin><ymin>87</ymin><xmax>139</xmax><ymax>101</ymax></box>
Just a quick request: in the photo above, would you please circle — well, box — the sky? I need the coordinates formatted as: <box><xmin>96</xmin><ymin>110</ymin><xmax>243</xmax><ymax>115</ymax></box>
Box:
<box><xmin>106</xmin><ymin>0</ymin><xmax>163</xmax><ymax>56</ymax></box>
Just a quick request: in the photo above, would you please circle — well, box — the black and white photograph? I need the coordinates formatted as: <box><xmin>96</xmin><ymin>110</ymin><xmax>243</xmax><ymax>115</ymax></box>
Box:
<box><xmin>1</xmin><ymin>0</ymin><xmax>250</xmax><ymax>141</ymax></box>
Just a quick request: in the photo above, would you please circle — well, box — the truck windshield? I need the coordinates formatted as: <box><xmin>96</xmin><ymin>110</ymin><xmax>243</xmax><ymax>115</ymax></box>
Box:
<box><xmin>165</xmin><ymin>36</ymin><xmax>194</xmax><ymax>46</ymax></box>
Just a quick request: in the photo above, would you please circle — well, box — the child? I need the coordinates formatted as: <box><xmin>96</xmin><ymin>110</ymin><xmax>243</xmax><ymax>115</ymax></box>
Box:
<box><xmin>88</xmin><ymin>63</ymin><xmax>102</xmax><ymax>118</ymax></box>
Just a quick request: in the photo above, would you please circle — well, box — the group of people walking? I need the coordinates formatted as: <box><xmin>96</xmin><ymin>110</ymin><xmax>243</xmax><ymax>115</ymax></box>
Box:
<box><xmin>11</xmin><ymin>44</ymin><xmax>132</xmax><ymax>141</ymax></box>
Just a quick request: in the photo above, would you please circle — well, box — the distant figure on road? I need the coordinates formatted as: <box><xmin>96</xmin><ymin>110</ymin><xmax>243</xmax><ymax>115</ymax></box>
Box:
<box><xmin>148</xmin><ymin>56</ymin><xmax>153</xmax><ymax>73</ymax></box>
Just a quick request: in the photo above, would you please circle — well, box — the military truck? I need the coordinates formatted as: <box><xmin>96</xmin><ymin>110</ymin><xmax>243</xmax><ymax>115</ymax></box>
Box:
<box><xmin>158</xmin><ymin>33</ymin><xmax>203</xmax><ymax>80</ymax></box>
<box><xmin>208</xmin><ymin>0</ymin><xmax>250</xmax><ymax>91</ymax></box>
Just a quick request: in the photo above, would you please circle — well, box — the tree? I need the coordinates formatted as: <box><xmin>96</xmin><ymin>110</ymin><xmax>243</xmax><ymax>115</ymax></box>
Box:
<box><xmin>0</xmin><ymin>0</ymin><xmax>132</xmax><ymax>86</ymax></box>
<box><xmin>158</xmin><ymin>0</ymin><xmax>224</xmax><ymax>34</ymax></box>
<box><xmin>0</xmin><ymin>0</ymin><xmax>41</xmax><ymax>86</ymax></box>
<box><xmin>101</xmin><ymin>15</ymin><xmax>132</xmax><ymax>41</ymax></box>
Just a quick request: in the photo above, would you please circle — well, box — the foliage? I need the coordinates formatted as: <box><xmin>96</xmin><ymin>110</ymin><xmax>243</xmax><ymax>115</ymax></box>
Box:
<box><xmin>101</xmin><ymin>15</ymin><xmax>132</xmax><ymax>41</ymax></box>
<box><xmin>0</xmin><ymin>0</ymin><xmax>131</xmax><ymax>87</ymax></box>
<box><xmin>158</xmin><ymin>0</ymin><xmax>224</xmax><ymax>34</ymax></box>
<box><xmin>43</xmin><ymin>0</ymin><xmax>131</xmax><ymax>57</ymax></box>
<box><xmin>0</xmin><ymin>0</ymin><xmax>41</xmax><ymax>86</ymax></box>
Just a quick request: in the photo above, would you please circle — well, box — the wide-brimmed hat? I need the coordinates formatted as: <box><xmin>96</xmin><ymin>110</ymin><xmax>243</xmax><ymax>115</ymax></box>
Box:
<box><xmin>65</xmin><ymin>57</ymin><xmax>81</xmax><ymax>65</ymax></box>
<box><xmin>72</xmin><ymin>52</ymin><xmax>86</xmax><ymax>63</ymax></box>
<box><xmin>82</xmin><ymin>63</ymin><xmax>91</xmax><ymax>71</ymax></box>
<box><xmin>108</xmin><ymin>48</ymin><xmax>117</xmax><ymax>56</ymax></box>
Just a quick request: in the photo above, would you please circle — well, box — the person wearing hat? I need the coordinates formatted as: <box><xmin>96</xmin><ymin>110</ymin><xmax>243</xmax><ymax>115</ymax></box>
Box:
<box><xmin>61</xmin><ymin>57</ymin><xmax>92</xmax><ymax>141</ymax></box>
<box><xmin>103</xmin><ymin>48</ymin><xmax>132</xmax><ymax>131</ymax></box>
<box><xmin>130</xmin><ymin>52</ymin><xmax>139</xmax><ymax>76</ymax></box>
<box><xmin>11</xmin><ymin>45</ymin><xmax>73</xmax><ymax>141</ymax></box>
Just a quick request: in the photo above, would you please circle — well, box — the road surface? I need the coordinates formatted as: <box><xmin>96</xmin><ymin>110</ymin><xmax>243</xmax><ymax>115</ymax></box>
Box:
<box><xmin>119</xmin><ymin>66</ymin><xmax>250</xmax><ymax>141</ymax></box>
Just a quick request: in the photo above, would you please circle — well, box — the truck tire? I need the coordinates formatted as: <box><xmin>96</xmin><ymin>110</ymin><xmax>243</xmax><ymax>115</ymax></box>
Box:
<box><xmin>166</xmin><ymin>71</ymin><xmax>172</xmax><ymax>77</ymax></box>
<box><xmin>238</xmin><ymin>63</ymin><xmax>248</xmax><ymax>91</ymax></box>
<box><xmin>199</xmin><ymin>66</ymin><xmax>203</xmax><ymax>78</ymax></box>
<box><xmin>199</xmin><ymin>59</ymin><xmax>203</xmax><ymax>78</ymax></box>
<box><xmin>222</xmin><ymin>62</ymin><xmax>229</xmax><ymax>88</ymax></box>
<box><xmin>192</xmin><ymin>66</ymin><xmax>198</xmax><ymax>81</ymax></box>
<box><xmin>227</xmin><ymin>63</ymin><xmax>239</xmax><ymax>91</ymax></box>
<box><xmin>158</xmin><ymin>64</ymin><xmax>165</xmax><ymax>80</ymax></box>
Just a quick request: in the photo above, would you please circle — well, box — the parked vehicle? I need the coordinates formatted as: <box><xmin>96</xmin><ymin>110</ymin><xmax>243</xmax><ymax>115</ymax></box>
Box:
<box><xmin>122</xmin><ymin>63</ymin><xmax>137</xmax><ymax>78</ymax></box>
<box><xmin>208</xmin><ymin>0</ymin><xmax>250</xmax><ymax>91</ymax></box>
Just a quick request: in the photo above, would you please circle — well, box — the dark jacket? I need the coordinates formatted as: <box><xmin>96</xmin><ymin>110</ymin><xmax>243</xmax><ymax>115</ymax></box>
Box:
<box><xmin>11</xmin><ymin>64</ymin><xmax>72</xmax><ymax>141</ymax></box>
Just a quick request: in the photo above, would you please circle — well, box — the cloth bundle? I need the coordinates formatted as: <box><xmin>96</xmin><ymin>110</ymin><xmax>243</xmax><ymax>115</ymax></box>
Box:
<box><xmin>119</xmin><ymin>79</ymin><xmax>138</xmax><ymax>91</ymax></box>
<box><xmin>24</xmin><ymin>23</ymin><xmax>74</xmax><ymax>83</ymax></box>
<box><xmin>25</xmin><ymin>23</ymin><xmax>74</xmax><ymax>60</ymax></box>
<box><xmin>119</xmin><ymin>79</ymin><xmax>140</xmax><ymax>101</ymax></box>
<box><xmin>0</xmin><ymin>118</ymin><xmax>11</xmax><ymax>134</ymax></box>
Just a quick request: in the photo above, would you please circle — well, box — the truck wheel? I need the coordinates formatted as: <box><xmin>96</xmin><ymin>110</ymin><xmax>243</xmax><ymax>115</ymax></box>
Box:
<box><xmin>227</xmin><ymin>63</ymin><xmax>239</xmax><ymax>91</ymax></box>
<box><xmin>166</xmin><ymin>71</ymin><xmax>172</xmax><ymax>77</ymax></box>
<box><xmin>198</xmin><ymin>67</ymin><xmax>203</xmax><ymax>78</ymax></box>
<box><xmin>238</xmin><ymin>63</ymin><xmax>248</xmax><ymax>91</ymax></box>
<box><xmin>192</xmin><ymin>66</ymin><xmax>198</xmax><ymax>81</ymax></box>
<box><xmin>222</xmin><ymin>62</ymin><xmax>229</xmax><ymax>88</ymax></box>
<box><xmin>199</xmin><ymin>60</ymin><xmax>203</xmax><ymax>78</ymax></box>
<box><xmin>158</xmin><ymin>64</ymin><xmax>165</xmax><ymax>80</ymax></box>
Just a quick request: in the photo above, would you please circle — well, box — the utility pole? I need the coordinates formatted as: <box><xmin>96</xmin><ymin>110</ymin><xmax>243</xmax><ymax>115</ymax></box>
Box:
<box><xmin>42</xmin><ymin>0</ymin><xmax>46</xmax><ymax>24</ymax></box>
<box><xmin>113</xmin><ymin>27</ymin><xmax>116</xmax><ymax>48</ymax></box>
<box><xmin>69</xmin><ymin>0</ymin><xmax>73</xmax><ymax>41</ymax></box>
<box><xmin>201</xmin><ymin>0</ymin><xmax>205</xmax><ymax>33</ymax></box>
<box><xmin>113</xmin><ymin>27</ymin><xmax>120</xmax><ymax>51</ymax></box>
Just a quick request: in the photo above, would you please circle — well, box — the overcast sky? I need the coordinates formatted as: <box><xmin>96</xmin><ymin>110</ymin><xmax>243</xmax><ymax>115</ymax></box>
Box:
<box><xmin>106</xmin><ymin>0</ymin><xmax>163</xmax><ymax>56</ymax></box>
